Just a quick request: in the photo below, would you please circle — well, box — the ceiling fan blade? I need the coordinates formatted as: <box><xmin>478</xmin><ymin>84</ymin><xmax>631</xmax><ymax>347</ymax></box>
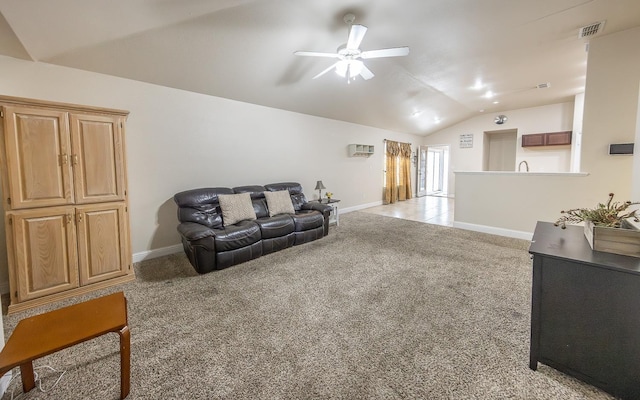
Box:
<box><xmin>361</xmin><ymin>46</ymin><xmax>410</xmax><ymax>59</ymax></box>
<box><xmin>359</xmin><ymin>64</ymin><xmax>375</xmax><ymax>80</ymax></box>
<box><xmin>346</xmin><ymin>24</ymin><xmax>367</xmax><ymax>50</ymax></box>
<box><xmin>312</xmin><ymin>62</ymin><xmax>340</xmax><ymax>79</ymax></box>
<box><xmin>294</xmin><ymin>51</ymin><xmax>339</xmax><ymax>58</ymax></box>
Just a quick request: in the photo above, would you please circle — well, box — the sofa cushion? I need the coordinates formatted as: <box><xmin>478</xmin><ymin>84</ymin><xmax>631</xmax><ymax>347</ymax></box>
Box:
<box><xmin>255</xmin><ymin>214</ymin><xmax>295</xmax><ymax>239</ymax></box>
<box><xmin>174</xmin><ymin>187</ymin><xmax>232</xmax><ymax>229</ymax></box>
<box><xmin>264</xmin><ymin>190</ymin><xmax>296</xmax><ymax>216</ymax></box>
<box><xmin>232</xmin><ymin>186</ymin><xmax>269</xmax><ymax>218</ymax></box>
<box><xmin>264</xmin><ymin>182</ymin><xmax>303</xmax><ymax>194</ymax></box>
<box><xmin>265</xmin><ymin>182</ymin><xmax>306</xmax><ymax>211</ymax></box>
<box><xmin>291</xmin><ymin>210</ymin><xmax>324</xmax><ymax>231</ymax></box>
<box><xmin>214</xmin><ymin>220</ymin><xmax>262</xmax><ymax>252</ymax></box>
<box><xmin>218</xmin><ymin>192</ymin><xmax>257</xmax><ymax>226</ymax></box>
<box><xmin>251</xmin><ymin>199</ymin><xmax>269</xmax><ymax>219</ymax></box>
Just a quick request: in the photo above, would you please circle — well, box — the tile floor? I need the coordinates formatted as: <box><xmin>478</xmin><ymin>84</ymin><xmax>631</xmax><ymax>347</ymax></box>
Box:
<box><xmin>361</xmin><ymin>195</ymin><xmax>454</xmax><ymax>227</ymax></box>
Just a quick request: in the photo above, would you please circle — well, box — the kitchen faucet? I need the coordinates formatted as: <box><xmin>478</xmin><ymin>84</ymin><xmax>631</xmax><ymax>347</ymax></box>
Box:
<box><xmin>518</xmin><ymin>160</ymin><xmax>529</xmax><ymax>172</ymax></box>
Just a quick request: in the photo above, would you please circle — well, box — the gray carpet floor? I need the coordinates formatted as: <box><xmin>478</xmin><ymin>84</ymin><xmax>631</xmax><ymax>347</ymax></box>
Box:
<box><xmin>1</xmin><ymin>212</ymin><xmax>616</xmax><ymax>399</ymax></box>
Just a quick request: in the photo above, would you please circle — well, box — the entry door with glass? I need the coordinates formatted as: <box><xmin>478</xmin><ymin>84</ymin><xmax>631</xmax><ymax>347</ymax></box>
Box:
<box><xmin>427</xmin><ymin>148</ymin><xmax>444</xmax><ymax>194</ymax></box>
<box><xmin>416</xmin><ymin>145</ymin><xmax>428</xmax><ymax>197</ymax></box>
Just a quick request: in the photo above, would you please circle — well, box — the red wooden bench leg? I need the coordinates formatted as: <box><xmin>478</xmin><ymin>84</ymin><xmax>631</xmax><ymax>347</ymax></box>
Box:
<box><xmin>19</xmin><ymin>361</ymin><xmax>35</xmax><ymax>393</ymax></box>
<box><xmin>119</xmin><ymin>326</ymin><xmax>131</xmax><ymax>399</ymax></box>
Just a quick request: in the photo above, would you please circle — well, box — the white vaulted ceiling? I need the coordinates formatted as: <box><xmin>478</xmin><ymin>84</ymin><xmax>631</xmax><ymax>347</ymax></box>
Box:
<box><xmin>0</xmin><ymin>0</ymin><xmax>639</xmax><ymax>135</ymax></box>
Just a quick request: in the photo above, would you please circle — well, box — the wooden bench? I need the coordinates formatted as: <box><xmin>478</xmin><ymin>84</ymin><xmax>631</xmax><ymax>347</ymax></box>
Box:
<box><xmin>0</xmin><ymin>292</ymin><xmax>130</xmax><ymax>399</ymax></box>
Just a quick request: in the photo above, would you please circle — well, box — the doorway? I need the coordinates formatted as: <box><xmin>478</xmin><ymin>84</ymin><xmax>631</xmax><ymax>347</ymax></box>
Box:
<box><xmin>483</xmin><ymin>129</ymin><xmax>517</xmax><ymax>171</ymax></box>
<box><xmin>417</xmin><ymin>145</ymin><xmax>449</xmax><ymax>197</ymax></box>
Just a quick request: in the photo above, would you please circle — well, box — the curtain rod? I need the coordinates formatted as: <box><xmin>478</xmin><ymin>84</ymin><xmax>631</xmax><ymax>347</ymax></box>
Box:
<box><xmin>384</xmin><ymin>139</ymin><xmax>412</xmax><ymax>145</ymax></box>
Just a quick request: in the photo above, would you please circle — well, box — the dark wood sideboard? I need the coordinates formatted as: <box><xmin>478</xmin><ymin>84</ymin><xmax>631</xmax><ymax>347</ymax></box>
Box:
<box><xmin>529</xmin><ymin>221</ymin><xmax>640</xmax><ymax>399</ymax></box>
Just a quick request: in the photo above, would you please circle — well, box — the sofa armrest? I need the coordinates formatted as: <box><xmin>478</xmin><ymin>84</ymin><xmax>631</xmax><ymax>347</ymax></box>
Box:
<box><xmin>177</xmin><ymin>222</ymin><xmax>217</xmax><ymax>241</ymax></box>
<box><xmin>301</xmin><ymin>202</ymin><xmax>332</xmax><ymax>236</ymax></box>
<box><xmin>301</xmin><ymin>202</ymin><xmax>332</xmax><ymax>215</ymax></box>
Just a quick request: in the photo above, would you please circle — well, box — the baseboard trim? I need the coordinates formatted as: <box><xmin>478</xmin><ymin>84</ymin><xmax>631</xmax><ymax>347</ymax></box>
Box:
<box><xmin>453</xmin><ymin>221</ymin><xmax>533</xmax><ymax>240</ymax></box>
<box><xmin>341</xmin><ymin>201</ymin><xmax>383</xmax><ymax>214</ymax></box>
<box><xmin>133</xmin><ymin>244</ymin><xmax>183</xmax><ymax>263</ymax></box>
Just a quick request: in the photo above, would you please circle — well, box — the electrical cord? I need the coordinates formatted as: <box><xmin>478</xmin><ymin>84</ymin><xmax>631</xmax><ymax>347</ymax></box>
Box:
<box><xmin>7</xmin><ymin>365</ymin><xmax>66</xmax><ymax>400</ymax></box>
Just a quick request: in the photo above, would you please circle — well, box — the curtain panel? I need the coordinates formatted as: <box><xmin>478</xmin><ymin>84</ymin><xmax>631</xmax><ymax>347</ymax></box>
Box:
<box><xmin>383</xmin><ymin>140</ymin><xmax>412</xmax><ymax>204</ymax></box>
<box><xmin>399</xmin><ymin>143</ymin><xmax>412</xmax><ymax>201</ymax></box>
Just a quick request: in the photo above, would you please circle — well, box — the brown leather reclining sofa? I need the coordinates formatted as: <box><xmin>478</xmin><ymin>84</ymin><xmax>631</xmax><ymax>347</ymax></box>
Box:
<box><xmin>174</xmin><ymin>182</ymin><xmax>331</xmax><ymax>274</ymax></box>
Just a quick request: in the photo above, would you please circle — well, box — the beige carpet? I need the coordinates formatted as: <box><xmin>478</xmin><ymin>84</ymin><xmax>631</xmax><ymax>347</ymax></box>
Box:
<box><xmin>1</xmin><ymin>212</ymin><xmax>615</xmax><ymax>399</ymax></box>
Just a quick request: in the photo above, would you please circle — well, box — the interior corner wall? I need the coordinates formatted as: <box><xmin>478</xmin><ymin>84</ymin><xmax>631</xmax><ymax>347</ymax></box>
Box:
<box><xmin>632</xmin><ymin>82</ymin><xmax>640</xmax><ymax>202</ymax></box>
<box><xmin>570</xmin><ymin>93</ymin><xmax>585</xmax><ymax>173</ymax></box>
<box><xmin>0</xmin><ymin>55</ymin><xmax>421</xmax><ymax>291</ymax></box>
<box><xmin>422</xmin><ymin>102</ymin><xmax>574</xmax><ymax>196</ymax></box>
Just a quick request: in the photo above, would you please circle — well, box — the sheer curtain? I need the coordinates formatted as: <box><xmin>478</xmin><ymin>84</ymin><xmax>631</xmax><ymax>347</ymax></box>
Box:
<box><xmin>384</xmin><ymin>140</ymin><xmax>412</xmax><ymax>204</ymax></box>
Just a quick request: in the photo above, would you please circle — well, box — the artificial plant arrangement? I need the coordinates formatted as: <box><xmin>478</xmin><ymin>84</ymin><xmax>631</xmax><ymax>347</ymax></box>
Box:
<box><xmin>554</xmin><ymin>193</ymin><xmax>640</xmax><ymax>229</ymax></box>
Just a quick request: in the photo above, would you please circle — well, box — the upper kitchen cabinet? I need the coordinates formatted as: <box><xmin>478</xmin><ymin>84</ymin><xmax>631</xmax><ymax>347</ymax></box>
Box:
<box><xmin>522</xmin><ymin>131</ymin><xmax>572</xmax><ymax>147</ymax></box>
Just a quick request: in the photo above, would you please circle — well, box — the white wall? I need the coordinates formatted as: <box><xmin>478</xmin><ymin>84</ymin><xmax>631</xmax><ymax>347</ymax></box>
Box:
<box><xmin>0</xmin><ymin>55</ymin><xmax>421</xmax><ymax>291</ymax></box>
<box><xmin>454</xmin><ymin>172</ymin><xmax>590</xmax><ymax>236</ymax></box>
<box><xmin>422</xmin><ymin>102</ymin><xmax>574</xmax><ymax>196</ymax></box>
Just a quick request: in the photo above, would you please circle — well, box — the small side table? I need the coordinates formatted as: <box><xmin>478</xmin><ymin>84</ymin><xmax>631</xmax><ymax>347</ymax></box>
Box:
<box><xmin>0</xmin><ymin>292</ymin><xmax>130</xmax><ymax>399</ymax></box>
<box><xmin>315</xmin><ymin>199</ymin><xmax>340</xmax><ymax>226</ymax></box>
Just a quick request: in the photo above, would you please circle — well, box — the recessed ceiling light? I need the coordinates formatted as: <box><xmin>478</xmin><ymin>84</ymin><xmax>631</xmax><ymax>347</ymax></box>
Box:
<box><xmin>484</xmin><ymin>90</ymin><xmax>494</xmax><ymax>99</ymax></box>
<box><xmin>434</xmin><ymin>117</ymin><xmax>441</xmax><ymax>124</ymax></box>
<box><xmin>471</xmin><ymin>79</ymin><xmax>484</xmax><ymax>90</ymax></box>
<box><xmin>479</xmin><ymin>109</ymin><xmax>485</xmax><ymax>113</ymax></box>
<box><xmin>411</xmin><ymin>110</ymin><xmax>423</xmax><ymax>117</ymax></box>
<box><xmin>493</xmin><ymin>101</ymin><xmax>499</xmax><ymax>104</ymax></box>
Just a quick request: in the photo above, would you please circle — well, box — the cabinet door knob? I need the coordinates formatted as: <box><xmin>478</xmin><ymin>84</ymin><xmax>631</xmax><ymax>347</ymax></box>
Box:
<box><xmin>72</xmin><ymin>154</ymin><xmax>79</xmax><ymax>165</ymax></box>
<box><xmin>60</xmin><ymin>154</ymin><xmax>68</xmax><ymax>165</ymax></box>
<box><xmin>77</xmin><ymin>213</ymin><xmax>83</xmax><ymax>223</ymax></box>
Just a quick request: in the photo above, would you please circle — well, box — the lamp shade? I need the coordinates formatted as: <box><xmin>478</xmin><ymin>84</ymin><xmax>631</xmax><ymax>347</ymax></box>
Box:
<box><xmin>315</xmin><ymin>180</ymin><xmax>326</xmax><ymax>190</ymax></box>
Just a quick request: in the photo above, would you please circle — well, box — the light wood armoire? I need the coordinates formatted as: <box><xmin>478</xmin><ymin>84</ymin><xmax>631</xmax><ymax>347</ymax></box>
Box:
<box><xmin>0</xmin><ymin>96</ymin><xmax>134</xmax><ymax>313</ymax></box>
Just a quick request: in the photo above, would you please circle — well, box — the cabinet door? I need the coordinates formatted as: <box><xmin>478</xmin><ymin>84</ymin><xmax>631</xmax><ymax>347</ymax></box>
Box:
<box><xmin>8</xmin><ymin>207</ymin><xmax>79</xmax><ymax>301</ymax></box>
<box><xmin>521</xmin><ymin>133</ymin><xmax>546</xmax><ymax>147</ymax></box>
<box><xmin>2</xmin><ymin>106</ymin><xmax>74</xmax><ymax>209</ymax></box>
<box><xmin>70</xmin><ymin>114</ymin><xmax>126</xmax><ymax>204</ymax></box>
<box><xmin>546</xmin><ymin>131</ymin><xmax>572</xmax><ymax>146</ymax></box>
<box><xmin>76</xmin><ymin>203</ymin><xmax>131</xmax><ymax>286</ymax></box>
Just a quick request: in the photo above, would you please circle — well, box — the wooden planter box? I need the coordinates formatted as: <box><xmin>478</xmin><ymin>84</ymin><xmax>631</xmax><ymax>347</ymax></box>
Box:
<box><xmin>584</xmin><ymin>220</ymin><xmax>640</xmax><ymax>258</ymax></box>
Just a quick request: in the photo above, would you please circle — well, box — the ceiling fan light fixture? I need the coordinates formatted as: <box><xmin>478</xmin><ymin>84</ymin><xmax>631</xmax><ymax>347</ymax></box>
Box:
<box><xmin>294</xmin><ymin>14</ymin><xmax>409</xmax><ymax>82</ymax></box>
<box><xmin>335</xmin><ymin>60</ymin><xmax>364</xmax><ymax>80</ymax></box>
<box><xmin>335</xmin><ymin>60</ymin><xmax>348</xmax><ymax>77</ymax></box>
<box><xmin>349</xmin><ymin>60</ymin><xmax>364</xmax><ymax>78</ymax></box>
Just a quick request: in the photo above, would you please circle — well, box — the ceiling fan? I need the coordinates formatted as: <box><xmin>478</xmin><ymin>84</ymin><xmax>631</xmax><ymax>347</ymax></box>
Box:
<box><xmin>294</xmin><ymin>14</ymin><xmax>409</xmax><ymax>82</ymax></box>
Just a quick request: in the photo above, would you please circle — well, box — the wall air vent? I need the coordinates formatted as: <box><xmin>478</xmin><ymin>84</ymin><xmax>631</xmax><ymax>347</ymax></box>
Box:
<box><xmin>578</xmin><ymin>21</ymin><xmax>605</xmax><ymax>39</ymax></box>
<box><xmin>609</xmin><ymin>143</ymin><xmax>634</xmax><ymax>155</ymax></box>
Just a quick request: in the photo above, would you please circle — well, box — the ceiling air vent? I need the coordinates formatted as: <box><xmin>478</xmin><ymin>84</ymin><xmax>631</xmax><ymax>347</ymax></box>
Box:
<box><xmin>578</xmin><ymin>21</ymin><xmax>605</xmax><ymax>39</ymax></box>
<box><xmin>536</xmin><ymin>82</ymin><xmax>551</xmax><ymax>89</ymax></box>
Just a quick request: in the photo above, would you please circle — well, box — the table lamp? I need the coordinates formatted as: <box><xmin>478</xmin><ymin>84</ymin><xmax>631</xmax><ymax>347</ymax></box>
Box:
<box><xmin>315</xmin><ymin>180</ymin><xmax>326</xmax><ymax>200</ymax></box>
